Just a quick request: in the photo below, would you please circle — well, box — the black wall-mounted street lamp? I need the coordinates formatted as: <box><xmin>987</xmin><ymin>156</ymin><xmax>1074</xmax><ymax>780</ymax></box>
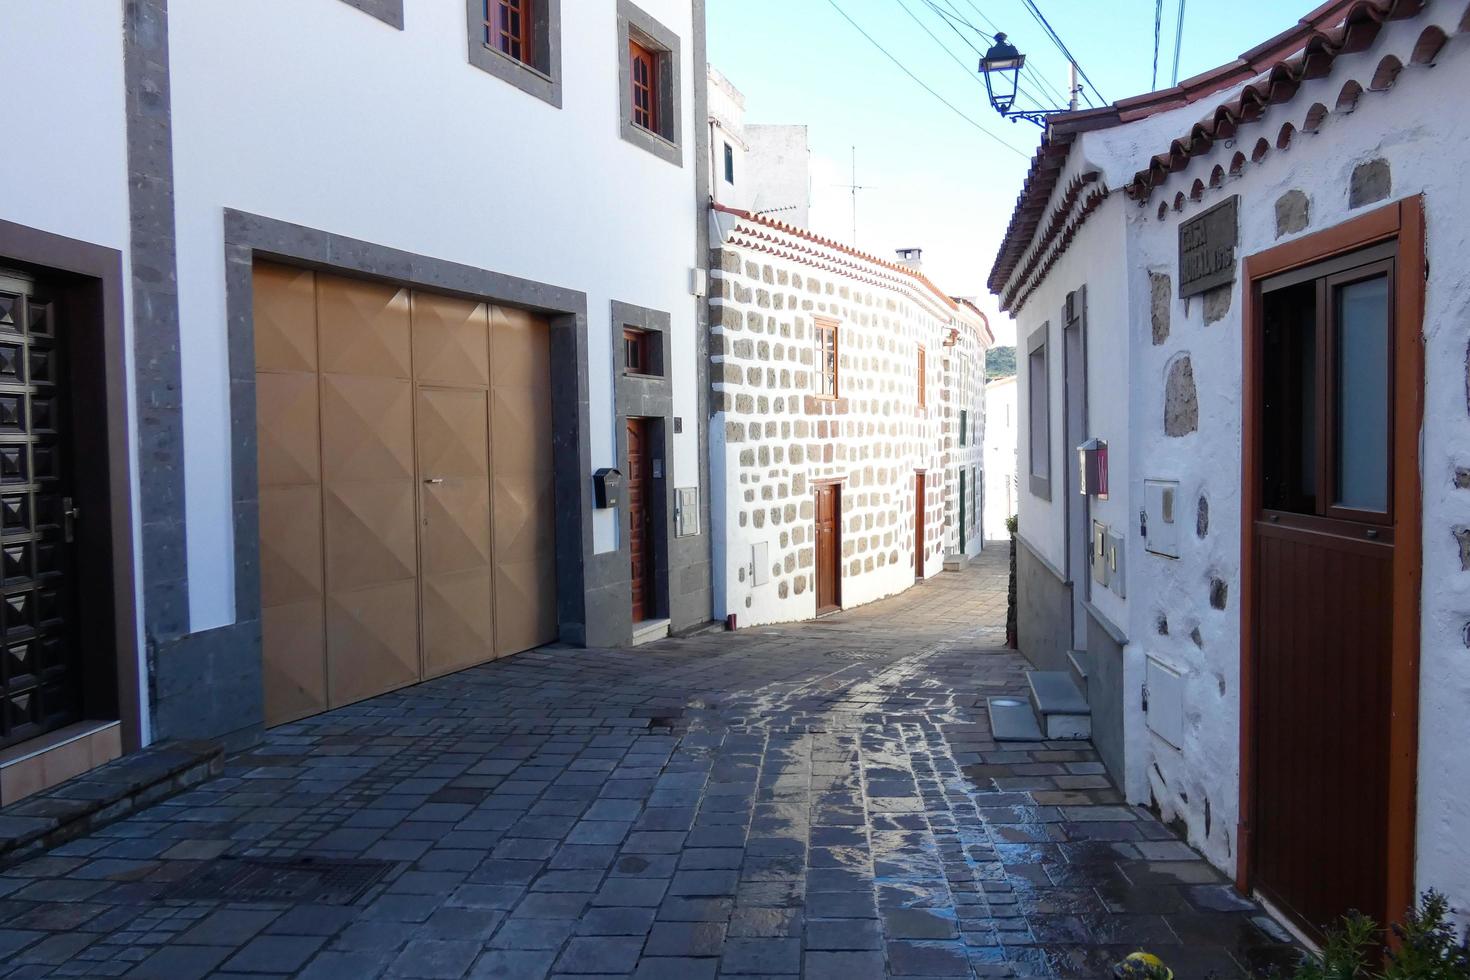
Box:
<box><xmin>979</xmin><ymin>33</ymin><xmax>1064</xmax><ymax>127</ymax></box>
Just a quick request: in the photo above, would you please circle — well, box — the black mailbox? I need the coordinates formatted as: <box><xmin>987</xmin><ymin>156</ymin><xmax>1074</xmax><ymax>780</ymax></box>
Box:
<box><xmin>593</xmin><ymin>467</ymin><xmax>623</xmax><ymax>509</ymax></box>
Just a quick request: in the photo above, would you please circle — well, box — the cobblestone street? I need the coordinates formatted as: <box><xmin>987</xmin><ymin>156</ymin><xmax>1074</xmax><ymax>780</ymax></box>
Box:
<box><xmin>0</xmin><ymin>545</ymin><xmax>1297</xmax><ymax>978</ymax></box>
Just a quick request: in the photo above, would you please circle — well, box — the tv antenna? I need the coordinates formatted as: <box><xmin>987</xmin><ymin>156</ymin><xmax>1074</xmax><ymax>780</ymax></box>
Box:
<box><xmin>834</xmin><ymin>146</ymin><xmax>876</xmax><ymax>246</ymax></box>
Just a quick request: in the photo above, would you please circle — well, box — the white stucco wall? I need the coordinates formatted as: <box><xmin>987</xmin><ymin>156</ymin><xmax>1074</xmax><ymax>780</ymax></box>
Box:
<box><xmin>1007</xmin><ymin>5</ymin><xmax>1470</xmax><ymax>908</ymax></box>
<box><xmin>0</xmin><ymin>2</ymin><xmax>146</xmax><ymax>735</ymax></box>
<box><xmin>982</xmin><ymin>375</ymin><xmax>1017</xmax><ymax>537</ymax></box>
<box><xmin>167</xmin><ymin>0</ymin><xmax>704</xmax><ymax>629</ymax></box>
<box><xmin>744</xmin><ymin>124</ymin><xmax>811</xmax><ymax>229</ymax></box>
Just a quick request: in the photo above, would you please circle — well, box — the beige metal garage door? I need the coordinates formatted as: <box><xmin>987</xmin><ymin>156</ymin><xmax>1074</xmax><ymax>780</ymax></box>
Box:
<box><xmin>253</xmin><ymin>263</ymin><xmax>557</xmax><ymax>726</ymax></box>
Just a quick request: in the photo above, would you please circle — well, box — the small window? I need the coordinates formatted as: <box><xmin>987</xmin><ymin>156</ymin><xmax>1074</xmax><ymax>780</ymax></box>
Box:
<box><xmin>486</xmin><ymin>0</ymin><xmax>533</xmax><ymax>65</ymax></box>
<box><xmin>815</xmin><ymin>318</ymin><xmax>839</xmax><ymax>398</ymax></box>
<box><xmin>466</xmin><ymin>0</ymin><xmax>561</xmax><ymax>107</ymax></box>
<box><xmin>1027</xmin><ymin>324</ymin><xmax>1051</xmax><ymax>499</ymax></box>
<box><xmin>629</xmin><ymin>39</ymin><xmax>659</xmax><ymax>133</ymax></box>
<box><xmin>623</xmin><ymin>327</ymin><xmax>657</xmax><ymax>376</ymax></box>
<box><xmin>724</xmin><ymin>143</ymin><xmax>735</xmax><ymax>185</ymax></box>
<box><xmin>960</xmin><ymin>409</ymin><xmax>968</xmax><ymax>446</ymax></box>
<box><xmin>917</xmin><ymin>346</ymin><xmax>927</xmax><ymax>408</ymax></box>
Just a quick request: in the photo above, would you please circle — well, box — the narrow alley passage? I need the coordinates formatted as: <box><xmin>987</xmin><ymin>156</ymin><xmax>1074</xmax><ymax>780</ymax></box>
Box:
<box><xmin>0</xmin><ymin>545</ymin><xmax>1297</xmax><ymax>979</ymax></box>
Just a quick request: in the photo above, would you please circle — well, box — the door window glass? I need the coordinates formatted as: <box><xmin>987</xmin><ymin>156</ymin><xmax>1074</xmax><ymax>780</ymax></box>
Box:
<box><xmin>1334</xmin><ymin>275</ymin><xmax>1390</xmax><ymax>512</ymax></box>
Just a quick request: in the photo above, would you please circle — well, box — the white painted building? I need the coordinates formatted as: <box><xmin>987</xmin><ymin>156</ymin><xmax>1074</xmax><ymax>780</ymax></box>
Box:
<box><xmin>0</xmin><ymin>0</ymin><xmax>710</xmax><ymax>798</ymax></box>
<box><xmin>706</xmin><ymin>66</ymin><xmax>812</xmax><ymax>226</ymax></box>
<box><xmin>992</xmin><ymin>0</ymin><xmax>1470</xmax><ymax>940</ymax></box>
<box><xmin>709</xmin><ymin>208</ymin><xmax>989</xmax><ymax>628</ymax></box>
<box><xmin>982</xmin><ymin>373</ymin><xmax>1018</xmax><ymax>538</ymax></box>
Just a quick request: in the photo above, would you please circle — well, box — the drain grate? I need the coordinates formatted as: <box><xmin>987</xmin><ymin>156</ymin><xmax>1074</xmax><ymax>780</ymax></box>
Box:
<box><xmin>167</xmin><ymin>856</ymin><xmax>393</xmax><ymax>905</ymax></box>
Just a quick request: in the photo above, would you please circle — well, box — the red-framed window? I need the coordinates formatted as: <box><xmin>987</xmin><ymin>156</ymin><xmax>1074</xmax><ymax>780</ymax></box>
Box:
<box><xmin>486</xmin><ymin>0</ymin><xmax>533</xmax><ymax>66</ymax></box>
<box><xmin>629</xmin><ymin>39</ymin><xmax>659</xmax><ymax>133</ymax></box>
<box><xmin>624</xmin><ymin>327</ymin><xmax>653</xmax><ymax>376</ymax></box>
<box><xmin>815</xmin><ymin>317</ymin><xmax>839</xmax><ymax>398</ymax></box>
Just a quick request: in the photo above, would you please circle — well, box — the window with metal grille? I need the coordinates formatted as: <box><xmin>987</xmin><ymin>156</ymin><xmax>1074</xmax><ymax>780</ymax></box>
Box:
<box><xmin>485</xmin><ymin>0</ymin><xmax>532</xmax><ymax>65</ymax></box>
<box><xmin>815</xmin><ymin>318</ymin><xmax>839</xmax><ymax>398</ymax></box>
<box><xmin>629</xmin><ymin>40</ymin><xmax>658</xmax><ymax>133</ymax></box>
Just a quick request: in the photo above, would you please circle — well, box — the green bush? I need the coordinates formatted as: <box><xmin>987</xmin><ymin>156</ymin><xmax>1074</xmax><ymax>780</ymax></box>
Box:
<box><xmin>1283</xmin><ymin>892</ymin><xmax>1470</xmax><ymax>980</ymax></box>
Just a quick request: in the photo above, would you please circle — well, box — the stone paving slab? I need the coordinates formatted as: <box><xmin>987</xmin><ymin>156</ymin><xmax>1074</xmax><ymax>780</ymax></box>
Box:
<box><xmin>0</xmin><ymin>544</ymin><xmax>1300</xmax><ymax>978</ymax></box>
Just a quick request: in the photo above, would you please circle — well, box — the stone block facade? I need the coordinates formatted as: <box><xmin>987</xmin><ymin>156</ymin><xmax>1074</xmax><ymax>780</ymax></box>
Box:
<box><xmin>708</xmin><ymin>207</ymin><xmax>988</xmax><ymax>626</ymax></box>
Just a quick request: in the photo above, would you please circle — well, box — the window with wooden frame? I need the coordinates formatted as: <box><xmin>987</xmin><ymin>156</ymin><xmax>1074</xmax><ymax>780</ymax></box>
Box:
<box><xmin>616</xmin><ymin>3</ymin><xmax>681</xmax><ymax>164</ymax></box>
<box><xmin>1259</xmin><ymin>241</ymin><xmax>1395</xmax><ymax>524</ymax></box>
<box><xmin>815</xmin><ymin>317</ymin><xmax>839</xmax><ymax>398</ymax></box>
<box><xmin>917</xmin><ymin>346</ymin><xmax>927</xmax><ymax>407</ymax></box>
<box><xmin>485</xmin><ymin>0</ymin><xmax>533</xmax><ymax>65</ymax></box>
<box><xmin>724</xmin><ymin>143</ymin><xmax>735</xmax><ymax>185</ymax></box>
<box><xmin>466</xmin><ymin>0</ymin><xmax>560</xmax><ymax>107</ymax></box>
<box><xmin>629</xmin><ymin>38</ymin><xmax>660</xmax><ymax>134</ymax></box>
<box><xmin>622</xmin><ymin>327</ymin><xmax>659</xmax><ymax>377</ymax></box>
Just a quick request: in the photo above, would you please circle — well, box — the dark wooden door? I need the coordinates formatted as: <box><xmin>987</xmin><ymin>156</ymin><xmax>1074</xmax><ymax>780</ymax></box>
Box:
<box><xmin>627</xmin><ymin>418</ymin><xmax>654</xmax><ymax>623</ymax></box>
<box><xmin>1251</xmin><ymin>247</ymin><xmax>1397</xmax><ymax>938</ymax></box>
<box><xmin>0</xmin><ymin>273</ymin><xmax>79</xmax><ymax>750</ymax></box>
<box><xmin>814</xmin><ymin>484</ymin><xmax>840</xmax><ymax>614</ymax></box>
<box><xmin>914</xmin><ymin>472</ymin><xmax>926</xmax><ymax>578</ymax></box>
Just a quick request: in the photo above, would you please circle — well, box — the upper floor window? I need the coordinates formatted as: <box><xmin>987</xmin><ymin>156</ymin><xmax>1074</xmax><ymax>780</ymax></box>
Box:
<box><xmin>1027</xmin><ymin>324</ymin><xmax>1051</xmax><ymax>499</ymax></box>
<box><xmin>486</xmin><ymin>0</ymin><xmax>532</xmax><ymax>64</ymax></box>
<box><xmin>629</xmin><ymin>39</ymin><xmax>660</xmax><ymax>133</ymax></box>
<box><xmin>815</xmin><ymin>317</ymin><xmax>839</xmax><ymax>398</ymax></box>
<box><xmin>623</xmin><ymin>327</ymin><xmax>663</xmax><ymax>377</ymax></box>
<box><xmin>617</xmin><ymin>2</ymin><xmax>683</xmax><ymax>166</ymax></box>
<box><xmin>724</xmin><ymin>143</ymin><xmax>735</xmax><ymax>185</ymax></box>
<box><xmin>466</xmin><ymin>0</ymin><xmax>562</xmax><ymax>108</ymax></box>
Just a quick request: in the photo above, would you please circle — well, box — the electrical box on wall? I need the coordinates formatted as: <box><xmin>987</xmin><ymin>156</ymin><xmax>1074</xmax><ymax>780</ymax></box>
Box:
<box><xmin>675</xmin><ymin>487</ymin><xmax>699</xmax><ymax>537</ymax></box>
<box><xmin>1091</xmin><ymin>521</ymin><xmax>1109</xmax><ymax>587</ymax></box>
<box><xmin>1106</xmin><ymin>529</ymin><xmax>1126</xmax><ymax>598</ymax></box>
<box><xmin>1144</xmin><ymin>480</ymin><xmax>1181</xmax><ymax>558</ymax></box>
<box><xmin>1145</xmin><ymin>656</ymin><xmax>1185</xmax><ymax>748</ymax></box>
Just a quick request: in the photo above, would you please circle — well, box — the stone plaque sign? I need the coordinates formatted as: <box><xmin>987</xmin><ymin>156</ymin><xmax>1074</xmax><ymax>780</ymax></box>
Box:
<box><xmin>1178</xmin><ymin>195</ymin><xmax>1238</xmax><ymax>298</ymax></box>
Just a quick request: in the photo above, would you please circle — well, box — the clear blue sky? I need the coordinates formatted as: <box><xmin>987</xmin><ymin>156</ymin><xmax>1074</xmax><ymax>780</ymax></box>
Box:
<box><xmin>707</xmin><ymin>0</ymin><xmax>1305</xmax><ymax>340</ymax></box>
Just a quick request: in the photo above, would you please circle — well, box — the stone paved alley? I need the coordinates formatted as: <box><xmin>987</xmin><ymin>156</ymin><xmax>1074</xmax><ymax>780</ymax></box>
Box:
<box><xmin>0</xmin><ymin>545</ymin><xmax>1299</xmax><ymax>979</ymax></box>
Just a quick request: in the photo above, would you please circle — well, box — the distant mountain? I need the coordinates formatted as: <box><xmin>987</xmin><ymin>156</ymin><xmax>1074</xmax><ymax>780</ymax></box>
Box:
<box><xmin>986</xmin><ymin>345</ymin><xmax>1016</xmax><ymax>379</ymax></box>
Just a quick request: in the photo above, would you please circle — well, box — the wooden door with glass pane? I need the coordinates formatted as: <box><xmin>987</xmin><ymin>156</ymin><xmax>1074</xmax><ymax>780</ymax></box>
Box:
<box><xmin>1250</xmin><ymin>242</ymin><xmax>1397</xmax><ymax>939</ymax></box>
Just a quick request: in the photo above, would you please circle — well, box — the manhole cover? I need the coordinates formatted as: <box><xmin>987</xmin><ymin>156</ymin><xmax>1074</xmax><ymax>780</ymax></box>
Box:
<box><xmin>168</xmin><ymin>856</ymin><xmax>393</xmax><ymax>905</ymax></box>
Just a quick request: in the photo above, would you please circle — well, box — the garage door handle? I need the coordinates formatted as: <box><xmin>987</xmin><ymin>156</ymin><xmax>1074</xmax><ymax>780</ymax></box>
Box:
<box><xmin>424</xmin><ymin>478</ymin><xmax>445</xmax><ymax>485</ymax></box>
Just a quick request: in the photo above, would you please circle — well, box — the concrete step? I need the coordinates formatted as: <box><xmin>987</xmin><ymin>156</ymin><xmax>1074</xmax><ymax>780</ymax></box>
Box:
<box><xmin>631</xmin><ymin>619</ymin><xmax>670</xmax><ymax>647</ymax></box>
<box><xmin>986</xmin><ymin>696</ymin><xmax>1044</xmax><ymax>742</ymax></box>
<box><xmin>1067</xmin><ymin>649</ymin><xmax>1090</xmax><ymax>692</ymax></box>
<box><xmin>1027</xmin><ymin>670</ymin><xmax>1091</xmax><ymax>740</ymax></box>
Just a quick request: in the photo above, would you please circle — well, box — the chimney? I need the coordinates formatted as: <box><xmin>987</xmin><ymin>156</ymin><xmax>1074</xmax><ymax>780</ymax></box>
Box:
<box><xmin>895</xmin><ymin>247</ymin><xmax>923</xmax><ymax>272</ymax></box>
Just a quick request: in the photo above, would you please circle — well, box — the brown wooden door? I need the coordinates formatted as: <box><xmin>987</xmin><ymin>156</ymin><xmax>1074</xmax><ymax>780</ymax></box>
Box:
<box><xmin>814</xmin><ymin>484</ymin><xmax>840</xmax><ymax>614</ymax></box>
<box><xmin>0</xmin><ymin>272</ymin><xmax>80</xmax><ymax>750</ymax></box>
<box><xmin>1250</xmin><ymin>245</ymin><xmax>1397</xmax><ymax>938</ymax></box>
<box><xmin>914</xmin><ymin>472</ymin><xmax>926</xmax><ymax>578</ymax></box>
<box><xmin>626</xmin><ymin>418</ymin><xmax>655</xmax><ymax>623</ymax></box>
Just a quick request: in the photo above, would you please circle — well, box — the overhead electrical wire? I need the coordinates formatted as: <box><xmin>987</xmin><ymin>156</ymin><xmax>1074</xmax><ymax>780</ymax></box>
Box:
<box><xmin>1016</xmin><ymin>0</ymin><xmax>1106</xmax><ymax>106</ymax></box>
<box><xmin>1152</xmin><ymin>0</ymin><xmax>1164</xmax><ymax>90</ymax></box>
<box><xmin>822</xmin><ymin>0</ymin><xmax>1031</xmax><ymax>160</ymax></box>
<box><xmin>905</xmin><ymin>0</ymin><xmax>1053</xmax><ymax>110</ymax></box>
<box><xmin>923</xmin><ymin>0</ymin><xmax>1068</xmax><ymax>111</ymax></box>
<box><xmin>1170</xmin><ymin>0</ymin><xmax>1187</xmax><ymax>86</ymax></box>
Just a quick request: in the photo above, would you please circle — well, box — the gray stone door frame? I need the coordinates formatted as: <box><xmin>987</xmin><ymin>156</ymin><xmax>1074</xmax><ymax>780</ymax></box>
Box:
<box><xmin>0</xmin><ymin>217</ymin><xmax>142</xmax><ymax>752</ymax></box>
<box><xmin>603</xmin><ymin>300</ymin><xmax>675</xmax><ymax>645</ymax></box>
<box><xmin>221</xmin><ymin>209</ymin><xmax>599</xmax><ymax>679</ymax></box>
